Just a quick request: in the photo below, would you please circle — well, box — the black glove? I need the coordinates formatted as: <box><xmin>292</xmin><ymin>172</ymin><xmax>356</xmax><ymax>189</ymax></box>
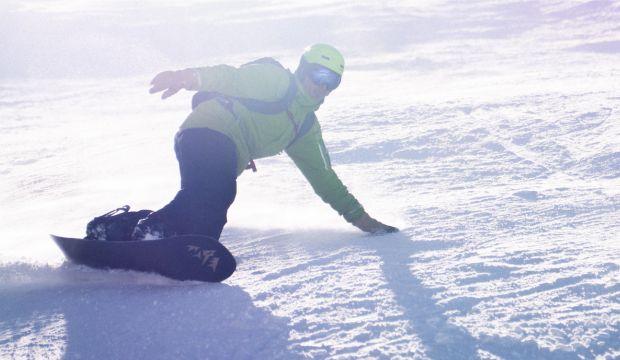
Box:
<box><xmin>352</xmin><ymin>213</ymin><xmax>399</xmax><ymax>234</ymax></box>
<box><xmin>149</xmin><ymin>69</ymin><xmax>201</xmax><ymax>99</ymax></box>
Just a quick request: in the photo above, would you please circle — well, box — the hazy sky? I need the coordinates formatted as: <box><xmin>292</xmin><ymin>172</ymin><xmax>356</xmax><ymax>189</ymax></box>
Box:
<box><xmin>1</xmin><ymin>0</ymin><xmax>449</xmax><ymax>79</ymax></box>
<box><xmin>1</xmin><ymin>0</ymin><xmax>617</xmax><ymax>79</ymax></box>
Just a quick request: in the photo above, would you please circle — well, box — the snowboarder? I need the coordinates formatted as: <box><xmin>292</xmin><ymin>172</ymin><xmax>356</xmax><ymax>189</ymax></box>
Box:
<box><xmin>133</xmin><ymin>44</ymin><xmax>398</xmax><ymax>240</ymax></box>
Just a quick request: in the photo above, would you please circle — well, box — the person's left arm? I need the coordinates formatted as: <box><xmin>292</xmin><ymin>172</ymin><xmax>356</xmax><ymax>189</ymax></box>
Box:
<box><xmin>286</xmin><ymin>119</ymin><xmax>398</xmax><ymax>234</ymax></box>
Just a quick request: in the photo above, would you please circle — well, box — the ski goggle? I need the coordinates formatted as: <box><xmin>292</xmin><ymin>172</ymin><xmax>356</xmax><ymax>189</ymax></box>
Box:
<box><xmin>308</xmin><ymin>66</ymin><xmax>341</xmax><ymax>91</ymax></box>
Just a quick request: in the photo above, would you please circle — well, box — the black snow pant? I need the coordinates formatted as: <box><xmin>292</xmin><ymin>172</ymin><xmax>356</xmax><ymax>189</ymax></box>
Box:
<box><xmin>152</xmin><ymin>127</ymin><xmax>238</xmax><ymax>240</ymax></box>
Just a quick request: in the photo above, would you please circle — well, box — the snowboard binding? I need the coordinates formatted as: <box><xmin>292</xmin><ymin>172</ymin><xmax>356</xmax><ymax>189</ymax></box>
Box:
<box><xmin>86</xmin><ymin>205</ymin><xmax>152</xmax><ymax>241</ymax></box>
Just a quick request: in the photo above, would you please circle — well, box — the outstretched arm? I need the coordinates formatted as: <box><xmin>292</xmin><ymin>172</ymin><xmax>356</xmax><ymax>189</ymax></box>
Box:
<box><xmin>149</xmin><ymin>64</ymin><xmax>289</xmax><ymax>100</ymax></box>
<box><xmin>286</xmin><ymin>122</ymin><xmax>398</xmax><ymax>235</ymax></box>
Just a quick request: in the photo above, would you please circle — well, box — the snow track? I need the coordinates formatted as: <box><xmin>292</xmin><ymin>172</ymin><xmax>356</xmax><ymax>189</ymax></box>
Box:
<box><xmin>1</xmin><ymin>1</ymin><xmax>619</xmax><ymax>359</ymax></box>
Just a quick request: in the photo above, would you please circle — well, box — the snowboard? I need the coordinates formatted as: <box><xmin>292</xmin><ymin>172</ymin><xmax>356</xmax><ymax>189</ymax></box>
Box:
<box><xmin>51</xmin><ymin>234</ymin><xmax>236</xmax><ymax>282</ymax></box>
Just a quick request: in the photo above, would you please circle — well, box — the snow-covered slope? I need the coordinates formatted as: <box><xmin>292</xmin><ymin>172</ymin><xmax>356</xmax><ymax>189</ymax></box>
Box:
<box><xmin>1</xmin><ymin>1</ymin><xmax>618</xmax><ymax>359</ymax></box>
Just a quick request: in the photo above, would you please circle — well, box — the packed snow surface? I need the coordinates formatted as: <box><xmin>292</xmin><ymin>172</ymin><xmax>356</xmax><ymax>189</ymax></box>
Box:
<box><xmin>1</xmin><ymin>1</ymin><xmax>619</xmax><ymax>359</ymax></box>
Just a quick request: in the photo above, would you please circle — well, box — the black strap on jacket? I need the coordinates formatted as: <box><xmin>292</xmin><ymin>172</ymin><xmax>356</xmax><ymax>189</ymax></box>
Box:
<box><xmin>190</xmin><ymin>58</ymin><xmax>317</xmax><ymax>171</ymax></box>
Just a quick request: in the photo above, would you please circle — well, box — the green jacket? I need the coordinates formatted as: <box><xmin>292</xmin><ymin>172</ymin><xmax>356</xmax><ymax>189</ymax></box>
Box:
<box><xmin>179</xmin><ymin>61</ymin><xmax>365</xmax><ymax>223</ymax></box>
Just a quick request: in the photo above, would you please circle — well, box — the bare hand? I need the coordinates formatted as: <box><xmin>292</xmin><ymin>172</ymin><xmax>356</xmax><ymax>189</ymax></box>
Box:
<box><xmin>352</xmin><ymin>213</ymin><xmax>399</xmax><ymax>235</ymax></box>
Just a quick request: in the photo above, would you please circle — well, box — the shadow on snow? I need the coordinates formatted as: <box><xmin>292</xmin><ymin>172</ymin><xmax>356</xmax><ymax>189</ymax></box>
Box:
<box><xmin>0</xmin><ymin>263</ymin><xmax>300</xmax><ymax>360</ymax></box>
<box><xmin>365</xmin><ymin>231</ymin><xmax>583</xmax><ymax>359</ymax></box>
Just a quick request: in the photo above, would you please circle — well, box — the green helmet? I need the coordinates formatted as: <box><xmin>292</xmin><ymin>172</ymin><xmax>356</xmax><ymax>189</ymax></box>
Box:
<box><xmin>301</xmin><ymin>44</ymin><xmax>345</xmax><ymax>75</ymax></box>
